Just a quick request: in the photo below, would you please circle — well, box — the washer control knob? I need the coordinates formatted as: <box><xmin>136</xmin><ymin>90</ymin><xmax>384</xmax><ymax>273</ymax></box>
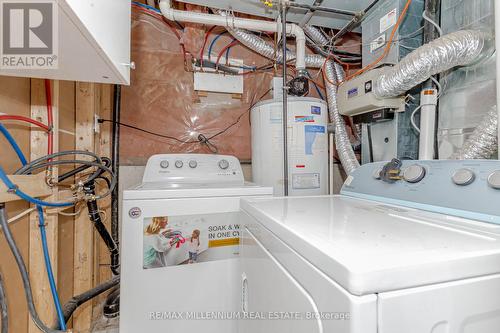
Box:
<box><xmin>487</xmin><ymin>170</ymin><xmax>500</xmax><ymax>190</ymax></box>
<box><xmin>403</xmin><ymin>165</ymin><xmax>426</xmax><ymax>183</ymax></box>
<box><xmin>452</xmin><ymin>168</ymin><xmax>475</xmax><ymax>186</ymax></box>
<box><xmin>188</xmin><ymin>160</ymin><xmax>198</xmax><ymax>169</ymax></box>
<box><xmin>218</xmin><ymin>159</ymin><xmax>229</xmax><ymax>170</ymax></box>
<box><xmin>160</xmin><ymin>160</ymin><xmax>169</xmax><ymax>169</ymax></box>
<box><xmin>372</xmin><ymin>168</ymin><xmax>383</xmax><ymax>180</ymax></box>
<box><xmin>175</xmin><ymin>160</ymin><xmax>183</xmax><ymax>168</ymax></box>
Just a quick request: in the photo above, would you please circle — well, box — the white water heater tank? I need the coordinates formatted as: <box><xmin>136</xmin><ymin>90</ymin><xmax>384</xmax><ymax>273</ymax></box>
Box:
<box><xmin>251</xmin><ymin>97</ymin><xmax>329</xmax><ymax>196</ymax></box>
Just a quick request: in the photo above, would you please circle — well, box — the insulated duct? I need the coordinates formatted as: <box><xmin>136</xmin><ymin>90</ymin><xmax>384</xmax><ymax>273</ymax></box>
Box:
<box><xmin>223</xmin><ymin>21</ymin><xmax>360</xmax><ymax>174</ymax></box>
<box><xmin>374</xmin><ymin>30</ymin><xmax>492</xmax><ymax>98</ymax></box>
<box><xmin>451</xmin><ymin>107</ymin><xmax>498</xmax><ymax>160</ymax></box>
<box><xmin>159</xmin><ymin>0</ymin><xmax>306</xmax><ymax>71</ymax></box>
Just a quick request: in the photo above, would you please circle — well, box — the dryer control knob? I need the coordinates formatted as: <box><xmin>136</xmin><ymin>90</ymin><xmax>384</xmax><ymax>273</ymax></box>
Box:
<box><xmin>488</xmin><ymin>170</ymin><xmax>500</xmax><ymax>189</ymax></box>
<box><xmin>160</xmin><ymin>160</ymin><xmax>169</xmax><ymax>169</ymax></box>
<box><xmin>189</xmin><ymin>160</ymin><xmax>198</xmax><ymax>169</ymax></box>
<box><xmin>452</xmin><ymin>168</ymin><xmax>475</xmax><ymax>186</ymax></box>
<box><xmin>403</xmin><ymin>165</ymin><xmax>426</xmax><ymax>183</ymax></box>
<box><xmin>175</xmin><ymin>160</ymin><xmax>183</xmax><ymax>168</ymax></box>
<box><xmin>218</xmin><ymin>159</ymin><xmax>229</xmax><ymax>170</ymax></box>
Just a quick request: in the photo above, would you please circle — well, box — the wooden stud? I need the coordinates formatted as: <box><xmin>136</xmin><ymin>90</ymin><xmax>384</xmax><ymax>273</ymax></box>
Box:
<box><xmin>96</xmin><ymin>84</ymin><xmax>113</xmax><ymax>289</ymax></box>
<box><xmin>0</xmin><ymin>174</ymin><xmax>52</xmax><ymax>203</ymax></box>
<box><xmin>72</xmin><ymin>82</ymin><xmax>97</xmax><ymax>332</ymax></box>
<box><xmin>28</xmin><ymin>79</ymin><xmax>60</xmax><ymax>333</ymax></box>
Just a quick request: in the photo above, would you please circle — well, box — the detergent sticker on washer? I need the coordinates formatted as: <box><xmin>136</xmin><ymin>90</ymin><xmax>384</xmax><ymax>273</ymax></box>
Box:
<box><xmin>142</xmin><ymin>213</ymin><xmax>240</xmax><ymax>270</ymax></box>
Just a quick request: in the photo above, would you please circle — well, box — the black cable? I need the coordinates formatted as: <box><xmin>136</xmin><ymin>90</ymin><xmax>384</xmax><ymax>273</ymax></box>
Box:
<box><xmin>0</xmin><ymin>204</ymin><xmax>65</xmax><ymax>333</ymax></box>
<box><xmin>98</xmin><ymin>119</ymin><xmax>198</xmax><ymax>144</ymax></box>
<box><xmin>99</xmin><ymin>87</ymin><xmax>272</xmax><ymax>145</ymax></box>
<box><xmin>0</xmin><ymin>271</ymin><xmax>8</xmax><ymax>333</ymax></box>
<box><xmin>53</xmin><ymin>275</ymin><xmax>120</xmax><ymax>328</ymax></box>
<box><xmin>17</xmin><ymin>160</ymin><xmax>117</xmax><ymax>200</ymax></box>
<box><xmin>111</xmin><ymin>85</ymin><xmax>121</xmax><ymax>250</ymax></box>
<box><xmin>15</xmin><ymin>150</ymin><xmax>102</xmax><ymax>176</ymax></box>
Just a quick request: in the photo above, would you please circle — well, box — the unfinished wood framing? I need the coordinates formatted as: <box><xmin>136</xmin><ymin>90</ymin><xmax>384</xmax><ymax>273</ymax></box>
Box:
<box><xmin>72</xmin><ymin>82</ymin><xmax>99</xmax><ymax>332</ymax></box>
<box><xmin>28</xmin><ymin>79</ymin><xmax>60</xmax><ymax>333</ymax></box>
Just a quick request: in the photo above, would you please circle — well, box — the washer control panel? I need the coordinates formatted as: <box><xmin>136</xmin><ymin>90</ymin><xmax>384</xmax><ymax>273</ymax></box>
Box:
<box><xmin>342</xmin><ymin>160</ymin><xmax>500</xmax><ymax>224</ymax></box>
<box><xmin>143</xmin><ymin>154</ymin><xmax>244</xmax><ymax>184</ymax></box>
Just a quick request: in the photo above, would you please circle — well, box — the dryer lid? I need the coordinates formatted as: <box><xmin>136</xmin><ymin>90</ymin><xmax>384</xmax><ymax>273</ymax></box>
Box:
<box><xmin>241</xmin><ymin>195</ymin><xmax>500</xmax><ymax>296</ymax></box>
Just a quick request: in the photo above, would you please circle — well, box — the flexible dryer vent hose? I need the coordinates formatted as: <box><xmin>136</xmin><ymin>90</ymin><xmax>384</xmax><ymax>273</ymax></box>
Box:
<box><xmin>221</xmin><ymin>17</ymin><xmax>360</xmax><ymax>174</ymax></box>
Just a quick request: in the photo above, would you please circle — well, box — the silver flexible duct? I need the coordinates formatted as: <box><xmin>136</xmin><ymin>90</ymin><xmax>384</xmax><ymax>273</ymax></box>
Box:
<box><xmin>375</xmin><ymin>30</ymin><xmax>492</xmax><ymax>98</ymax></box>
<box><xmin>223</xmin><ymin>21</ymin><xmax>360</xmax><ymax>174</ymax></box>
<box><xmin>452</xmin><ymin>107</ymin><xmax>498</xmax><ymax>160</ymax></box>
<box><xmin>303</xmin><ymin>25</ymin><xmax>329</xmax><ymax>46</ymax></box>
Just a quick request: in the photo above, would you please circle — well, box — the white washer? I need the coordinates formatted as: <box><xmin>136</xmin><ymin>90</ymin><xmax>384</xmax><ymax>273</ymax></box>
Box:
<box><xmin>120</xmin><ymin>154</ymin><xmax>272</xmax><ymax>333</ymax></box>
<box><xmin>239</xmin><ymin>160</ymin><xmax>500</xmax><ymax>333</ymax></box>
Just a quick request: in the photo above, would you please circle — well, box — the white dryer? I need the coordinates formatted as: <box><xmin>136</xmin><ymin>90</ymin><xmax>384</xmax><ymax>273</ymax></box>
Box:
<box><xmin>120</xmin><ymin>154</ymin><xmax>272</xmax><ymax>333</ymax></box>
<box><xmin>239</xmin><ymin>160</ymin><xmax>500</xmax><ymax>333</ymax></box>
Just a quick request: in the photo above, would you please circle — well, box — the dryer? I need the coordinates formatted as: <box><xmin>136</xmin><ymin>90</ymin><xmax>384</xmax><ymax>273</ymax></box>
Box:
<box><xmin>120</xmin><ymin>154</ymin><xmax>272</xmax><ymax>333</ymax></box>
<box><xmin>239</xmin><ymin>160</ymin><xmax>500</xmax><ymax>332</ymax></box>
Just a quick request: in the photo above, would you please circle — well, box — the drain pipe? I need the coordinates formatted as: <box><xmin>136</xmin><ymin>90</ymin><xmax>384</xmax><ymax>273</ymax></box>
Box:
<box><xmin>496</xmin><ymin>1</ymin><xmax>500</xmax><ymax>156</ymax></box>
<box><xmin>158</xmin><ymin>0</ymin><xmax>306</xmax><ymax>72</ymax></box>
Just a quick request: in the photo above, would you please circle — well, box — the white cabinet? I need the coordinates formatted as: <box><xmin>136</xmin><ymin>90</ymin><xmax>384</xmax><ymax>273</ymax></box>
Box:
<box><xmin>0</xmin><ymin>0</ymin><xmax>131</xmax><ymax>84</ymax></box>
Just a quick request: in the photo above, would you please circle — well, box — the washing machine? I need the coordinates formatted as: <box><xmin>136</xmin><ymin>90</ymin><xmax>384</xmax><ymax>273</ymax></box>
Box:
<box><xmin>239</xmin><ymin>160</ymin><xmax>500</xmax><ymax>333</ymax></box>
<box><xmin>120</xmin><ymin>154</ymin><xmax>272</xmax><ymax>333</ymax></box>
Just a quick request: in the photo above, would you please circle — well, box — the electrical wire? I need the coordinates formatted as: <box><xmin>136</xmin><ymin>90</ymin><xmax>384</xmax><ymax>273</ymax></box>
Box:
<box><xmin>410</xmin><ymin>105</ymin><xmax>423</xmax><ymax>134</ymax></box>
<box><xmin>7</xmin><ymin>207</ymin><xmax>36</xmax><ymax>223</ymax></box>
<box><xmin>344</xmin><ymin>0</ymin><xmax>413</xmax><ymax>82</ymax></box>
<box><xmin>422</xmin><ymin>10</ymin><xmax>443</xmax><ymax>36</ymax></box>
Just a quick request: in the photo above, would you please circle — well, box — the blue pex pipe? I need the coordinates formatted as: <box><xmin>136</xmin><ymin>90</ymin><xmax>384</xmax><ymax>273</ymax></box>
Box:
<box><xmin>0</xmin><ymin>125</ymin><xmax>67</xmax><ymax>330</ymax></box>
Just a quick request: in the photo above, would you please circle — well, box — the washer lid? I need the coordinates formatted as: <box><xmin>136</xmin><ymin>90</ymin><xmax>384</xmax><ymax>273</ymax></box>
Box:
<box><xmin>123</xmin><ymin>182</ymin><xmax>273</xmax><ymax>200</ymax></box>
<box><xmin>241</xmin><ymin>195</ymin><xmax>500</xmax><ymax>296</ymax></box>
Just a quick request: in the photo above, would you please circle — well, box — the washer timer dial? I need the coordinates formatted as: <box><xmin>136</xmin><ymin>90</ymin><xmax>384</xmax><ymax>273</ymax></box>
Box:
<box><xmin>452</xmin><ymin>168</ymin><xmax>475</xmax><ymax>186</ymax></box>
<box><xmin>403</xmin><ymin>165</ymin><xmax>426</xmax><ymax>183</ymax></box>
<box><xmin>218</xmin><ymin>159</ymin><xmax>230</xmax><ymax>170</ymax></box>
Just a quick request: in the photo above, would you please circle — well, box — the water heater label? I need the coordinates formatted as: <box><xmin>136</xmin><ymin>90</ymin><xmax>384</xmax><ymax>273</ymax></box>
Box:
<box><xmin>292</xmin><ymin>173</ymin><xmax>320</xmax><ymax>189</ymax></box>
<box><xmin>311</xmin><ymin>106</ymin><xmax>321</xmax><ymax>115</ymax></box>
<box><xmin>295</xmin><ymin>115</ymin><xmax>315</xmax><ymax>123</ymax></box>
<box><xmin>305</xmin><ymin>125</ymin><xmax>326</xmax><ymax>155</ymax></box>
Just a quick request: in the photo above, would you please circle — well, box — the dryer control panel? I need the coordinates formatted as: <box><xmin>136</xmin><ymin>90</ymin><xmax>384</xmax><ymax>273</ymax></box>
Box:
<box><xmin>341</xmin><ymin>160</ymin><xmax>500</xmax><ymax>224</ymax></box>
<box><xmin>142</xmin><ymin>154</ymin><xmax>244</xmax><ymax>184</ymax></box>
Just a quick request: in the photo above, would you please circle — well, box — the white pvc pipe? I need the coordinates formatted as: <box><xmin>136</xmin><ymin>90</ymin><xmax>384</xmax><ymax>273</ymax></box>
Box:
<box><xmin>159</xmin><ymin>0</ymin><xmax>306</xmax><ymax>71</ymax></box>
<box><xmin>418</xmin><ymin>88</ymin><xmax>438</xmax><ymax>160</ymax></box>
<box><xmin>495</xmin><ymin>0</ymin><xmax>500</xmax><ymax>157</ymax></box>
